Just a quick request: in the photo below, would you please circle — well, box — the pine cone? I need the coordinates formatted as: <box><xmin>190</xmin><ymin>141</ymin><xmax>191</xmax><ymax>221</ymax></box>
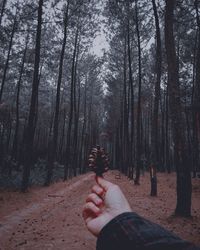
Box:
<box><xmin>88</xmin><ymin>145</ymin><xmax>109</xmax><ymax>176</ymax></box>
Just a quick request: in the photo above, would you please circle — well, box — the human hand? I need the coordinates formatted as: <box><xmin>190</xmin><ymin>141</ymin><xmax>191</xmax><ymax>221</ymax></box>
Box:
<box><xmin>82</xmin><ymin>176</ymin><xmax>132</xmax><ymax>236</ymax></box>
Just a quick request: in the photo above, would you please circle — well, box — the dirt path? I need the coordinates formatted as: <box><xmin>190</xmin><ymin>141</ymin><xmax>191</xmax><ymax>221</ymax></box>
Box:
<box><xmin>0</xmin><ymin>173</ymin><xmax>96</xmax><ymax>250</ymax></box>
<box><xmin>0</xmin><ymin>171</ymin><xmax>200</xmax><ymax>250</ymax></box>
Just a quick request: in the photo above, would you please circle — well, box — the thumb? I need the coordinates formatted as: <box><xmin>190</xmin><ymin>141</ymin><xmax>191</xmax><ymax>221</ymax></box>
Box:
<box><xmin>96</xmin><ymin>176</ymin><xmax>114</xmax><ymax>191</ymax></box>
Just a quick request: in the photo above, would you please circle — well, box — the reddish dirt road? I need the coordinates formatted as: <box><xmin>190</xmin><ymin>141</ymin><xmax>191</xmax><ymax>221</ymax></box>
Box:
<box><xmin>0</xmin><ymin>171</ymin><xmax>200</xmax><ymax>250</ymax></box>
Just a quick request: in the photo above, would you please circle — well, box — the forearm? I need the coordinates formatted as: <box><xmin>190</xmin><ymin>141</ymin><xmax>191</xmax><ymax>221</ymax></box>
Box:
<box><xmin>97</xmin><ymin>212</ymin><xmax>199</xmax><ymax>250</ymax></box>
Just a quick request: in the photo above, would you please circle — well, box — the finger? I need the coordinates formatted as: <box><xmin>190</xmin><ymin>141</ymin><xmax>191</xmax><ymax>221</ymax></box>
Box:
<box><xmin>82</xmin><ymin>208</ymin><xmax>93</xmax><ymax>224</ymax></box>
<box><xmin>91</xmin><ymin>185</ymin><xmax>104</xmax><ymax>196</ymax></box>
<box><xmin>86</xmin><ymin>193</ymin><xmax>103</xmax><ymax>206</ymax></box>
<box><xmin>82</xmin><ymin>202</ymin><xmax>100</xmax><ymax>220</ymax></box>
<box><xmin>96</xmin><ymin>176</ymin><xmax>114</xmax><ymax>191</ymax></box>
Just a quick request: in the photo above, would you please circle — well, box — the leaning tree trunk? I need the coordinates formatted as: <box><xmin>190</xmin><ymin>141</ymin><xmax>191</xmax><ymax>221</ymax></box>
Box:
<box><xmin>150</xmin><ymin>0</ymin><xmax>162</xmax><ymax>196</ymax></box>
<box><xmin>45</xmin><ymin>3</ymin><xmax>69</xmax><ymax>186</ymax></box>
<box><xmin>21</xmin><ymin>0</ymin><xmax>43</xmax><ymax>192</ymax></box>
<box><xmin>165</xmin><ymin>0</ymin><xmax>192</xmax><ymax>217</ymax></box>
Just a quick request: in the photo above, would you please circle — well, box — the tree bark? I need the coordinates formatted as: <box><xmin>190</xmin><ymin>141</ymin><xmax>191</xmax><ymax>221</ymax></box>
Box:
<box><xmin>165</xmin><ymin>0</ymin><xmax>192</xmax><ymax>216</ymax></box>
<box><xmin>64</xmin><ymin>27</ymin><xmax>79</xmax><ymax>180</ymax></box>
<box><xmin>21</xmin><ymin>0</ymin><xmax>43</xmax><ymax>192</ymax></box>
<box><xmin>0</xmin><ymin>0</ymin><xmax>7</xmax><ymax>26</ymax></box>
<box><xmin>72</xmin><ymin>37</ymin><xmax>80</xmax><ymax>176</ymax></box>
<box><xmin>150</xmin><ymin>0</ymin><xmax>162</xmax><ymax>196</ymax></box>
<box><xmin>11</xmin><ymin>32</ymin><xmax>29</xmax><ymax>162</ymax></box>
<box><xmin>135</xmin><ymin>0</ymin><xmax>142</xmax><ymax>185</ymax></box>
<box><xmin>79</xmin><ymin>76</ymin><xmax>87</xmax><ymax>174</ymax></box>
<box><xmin>0</xmin><ymin>11</ymin><xmax>17</xmax><ymax>102</ymax></box>
<box><xmin>45</xmin><ymin>2</ymin><xmax>69</xmax><ymax>186</ymax></box>
<box><xmin>122</xmin><ymin>33</ymin><xmax>129</xmax><ymax>174</ymax></box>
<box><xmin>192</xmin><ymin>0</ymin><xmax>200</xmax><ymax>176</ymax></box>
<box><xmin>127</xmin><ymin>0</ymin><xmax>134</xmax><ymax>177</ymax></box>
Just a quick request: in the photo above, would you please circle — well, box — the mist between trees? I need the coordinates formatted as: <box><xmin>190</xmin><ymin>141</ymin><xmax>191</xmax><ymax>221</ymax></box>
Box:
<box><xmin>0</xmin><ymin>0</ymin><xmax>199</xmax><ymax>217</ymax></box>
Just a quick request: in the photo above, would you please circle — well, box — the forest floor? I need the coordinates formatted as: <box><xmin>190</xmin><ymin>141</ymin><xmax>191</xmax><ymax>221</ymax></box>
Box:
<box><xmin>0</xmin><ymin>171</ymin><xmax>200</xmax><ymax>250</ymax></box>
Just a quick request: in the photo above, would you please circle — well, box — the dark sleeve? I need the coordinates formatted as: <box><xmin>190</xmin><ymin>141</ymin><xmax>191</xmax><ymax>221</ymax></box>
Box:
<box><xmin>96</xmin><ymin>212</ymin><xmax>199</xmax><ymax>250</ymax></box>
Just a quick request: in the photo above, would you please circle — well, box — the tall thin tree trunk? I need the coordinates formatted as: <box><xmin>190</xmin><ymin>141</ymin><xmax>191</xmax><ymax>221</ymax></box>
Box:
<box><xmin>0</xmin><ymin>11</ymin><xmax>17</xmax><ymax>102</ymax></box>
<box><xmin>58</xmin><ymin>107</ymin><xmax>67</xmax><ymax>162</ymax></box>
<box><xmin>135</xmin><ymin>0</ymin><xmax>142</xmax><ymax>185</ymax></box>
<box><xmin>122</xmin><ymin>34</ymin><xmax>129</xmax><ymax>174</ymax></box>
<box><xmin>150</xmin><ymin>0</ymin><xmax>162</xmax><ymax>195</ymax></box>
<box><xmin>11</xmin><ymin>32</ymin><xmax>29</xmax><ymax>162</ymax></box>
<box><xmin>79</xmin><ymin>78</ymin><xmax>87</xmax><ymax>174</ymax></box>
<box><xmin>193</xmin><ymin>0</ymin><xmax>200</xmax><ymax>175</ymax></box>
<box><xmin>64</xmin><ymin>27</ymin><xmax>79</xmax><ymax>180</ymax></box>
<box><xmin>165</xmin><ymin>85</ymin><xmax>170</xmax><ymax>173</ymax></box>
<box><xmin>127</xmin><ymin>0</ymin><xmax>134</xmax><ymax>177</ymax></box>
<box><xmin>0</xmin><ymin>0</ymin><xmax>7</xmax><ymax>25</ymax></box>
<box><xmin>72</xmin><ymin>37</ymin><xmax>80</xmax><ymax>176</ymax></box>
<box><xmin>45</xmin><ymin>2</ymin><xmax>69</xmax><ymax>185</ymax></box>
<box><xmin>21</xmin><ymin>0</ymin><xmax>43</xmax><ymax>192</ymax></box>
<box><xmin>165</xmin><ymin>0</ymin><xmax>192</xmax><ymax>217</ymax></box>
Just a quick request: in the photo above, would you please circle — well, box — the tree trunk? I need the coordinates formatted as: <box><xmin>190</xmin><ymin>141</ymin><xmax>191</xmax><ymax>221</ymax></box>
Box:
<box><xmin>0</xmin><ymin>0</ymin><xmax>7</xmax><ymax>25</ymax></box>
<box><xmin>11</xmin><ymin>32</ymin><xmax>29</xmax><ymax>162</ymax></box>
<box><xmin>192</xmin><ymin>0</ymin><xmax>200</xmax><ymax>175</ymax></box>
<box><xmin>149</xmin><ymin>164</ymin><xmax>157</xmax><ymax>196</ymax></box>
<box><xmin>135</xmin><ymin>0</ymin><xmax>142</xmax><ymax>185</ymax></box>
<box><xmin>45</xmin><ymin>2</ymin><xmax>69</xmax><ymax>186</ymax></box>
<box><xmin>21</xmin><ymin>0</ymin><xmax>43</xmax><ymax>192</ymax></box>
<box><xmin>165</xmin><ymin>0</ymin><xmax>192</xmax><ymax>217</ymax></box>
<box><xmin>150</xmin><ymin>0</ymin><xmax>162</xmax><ymax>195</ymax></box>
<box><xmin>122</xmin><ymin>34</ymin><xmax>129</xmax><ymax>174</ymax></box>
<box><xmin>0</xmin><ymin>11</ymin><xmax>17</xmax><ymax>102</ymax></box>
<box><xmin>64</xmin><ymin>27</ymin><xmax>79</xmax><ymax>180</ymax></box>
<box><xmin>72</xmin><ymin>37</ymin><xmax>80</xmax><ymax>177</ymax></box>
<box><xmin>58</xmin><ymin>107</ymin><xmax>67</xmax><ymax>162</ymax></box>
<box><xmin>79</xmin><ymin>77</ymin><xmax>87</xmax><ymax>174</ymax></box>
<box><xmin>127</xmin><ymin>0</ymin><xmax>134</xmax><ymax>177</ymax></box>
